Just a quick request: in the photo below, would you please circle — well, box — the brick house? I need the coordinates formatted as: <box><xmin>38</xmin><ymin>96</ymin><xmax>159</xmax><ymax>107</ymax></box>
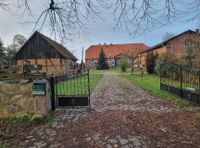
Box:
<box><xmin>137</xmin><ymin>29</ymin><xmax>200</xmax><ymax>67</ymax></box>
<box><xmin>15</xmin><ymin>31</ymin><xmax>77</xmax><ymax>75</ymax></box>
<box><xmin>85</xmin><ymin>43</ymin><xmax>149</xmax><ymax>68</ymax></box>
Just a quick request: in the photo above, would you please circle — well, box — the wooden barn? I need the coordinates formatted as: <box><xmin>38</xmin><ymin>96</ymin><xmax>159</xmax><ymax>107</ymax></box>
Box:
<box><xmin>15</xmin><ymin>31</ymin><xmax>77</xmax><ymax>75</ymax></box>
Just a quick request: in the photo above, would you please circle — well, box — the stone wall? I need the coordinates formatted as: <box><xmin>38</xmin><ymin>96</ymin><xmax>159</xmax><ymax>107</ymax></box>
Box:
<box><xmin>0</xmin><ymin>79</ymin><xmax>52</xmax><ymax>117</ymax></box>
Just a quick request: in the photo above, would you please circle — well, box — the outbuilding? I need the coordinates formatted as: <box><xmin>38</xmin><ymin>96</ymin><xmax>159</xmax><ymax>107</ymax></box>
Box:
<box><xmin>15</xmin><ymin>31</ymin><xmax>77</xmax><ymax>75</ymax></box>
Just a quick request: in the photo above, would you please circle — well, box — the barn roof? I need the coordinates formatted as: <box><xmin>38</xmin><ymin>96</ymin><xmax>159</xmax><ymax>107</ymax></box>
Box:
<box><xmin>85</xmin><ymin>43</ymin><xmax>149</xmax><ymax>60</ymax></box>
<box><xmin>138</xmin><ymin>29</ymin><xmax>197</xmax><ymax>54</ymax></box>
<box><xmin>15</xmin><ymin>31</ymin><xmax>77</xmax><ymax>61</ymax></box>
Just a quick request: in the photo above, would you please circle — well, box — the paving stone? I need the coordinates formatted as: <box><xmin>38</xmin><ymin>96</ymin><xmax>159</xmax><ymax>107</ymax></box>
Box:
<box><xmin>86</xmin><ymin>137</ymin><xmax>92</xmax><ymax>141</ymax></box>
<box><xmin>116</xmin><ymin>135</ymin><xmax>121</xmax><ymax>139</ymax></box>
<box><xmin>48</xmin><ymin>143</ymin><xmax>62</xmax><ymax>148</ymax></box>
<box><xmin>38</xmin><ymin>142</ymin><xmax>47</xmax><ymax>148</ymax></box>
<box><xmin>113</xmin><ymin>144</ymin><xmax>119</xmax><ymax>148</ymax></box>
<box><xmin>105</xmin><ymin>136</ymin><xmax>110</xmax><ymax>140</ymax></box>
<box><xmin>108</xmin><ymin>139</ymin><xmax>118</xmax><ymax>144</ymax></box>
<box><xmin>105</xmin><ymin>144</ymin><xmax>112</xmax><ymax>148</ymax></box>
<box><xmin>47</xmin><ymin>137</ymin><xmax>56</xmax><ymax>143</ymax></box>
<box><xmin>33</xmin><ymin>141</ymin><xmax>44</xmax><ymax>146</ymax></box>
<box><xmin>23</xmin><ymin>139</ymin><xmax>30</xmax><ymax>144</ymax></box>
<box><xmin>26</xmin><ymin>136</ymin><xmax>34</xmax><ymax>139</ymax></box>
<box><xmin>123</xmin><ymin>145</ymin><xmax>130</xmax><ymax>148</ymax></box>
<box><xmin>119</xmin><ymin>139</ymin><xmax>129</xmax><ymax>145</ymax></box>
<box><xmin>29</xmin><ymin>146</ymin><xmax>37</xmax><ymax>148</ymax></box>
<box><xmin>93</xmin><ymin>133</ymin><xmax>101</xmax><ymax>140</ymax></box>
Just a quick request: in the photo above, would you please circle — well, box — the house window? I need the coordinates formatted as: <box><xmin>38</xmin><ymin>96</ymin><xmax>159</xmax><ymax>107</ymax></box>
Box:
<box><xmin>88</xmin><ymin>60</ymin><xmax>93</xmax><ymax>65</ymax></box>
<box><xmin>111</xmin><ymin>60</ymin><xmax>115</xmax><ymax>66</ymax></box>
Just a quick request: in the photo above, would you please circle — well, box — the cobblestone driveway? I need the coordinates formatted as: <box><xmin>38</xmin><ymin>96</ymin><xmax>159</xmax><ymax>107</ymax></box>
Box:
<box><xmin>20</xmin><ymin>73</ymin><xmax>180</xmax><ymax>148</ymax></box>
<box><xmin>91</xmin><ymin>73</ymin><xmax>179</xmax><ymax>112</ymax></box>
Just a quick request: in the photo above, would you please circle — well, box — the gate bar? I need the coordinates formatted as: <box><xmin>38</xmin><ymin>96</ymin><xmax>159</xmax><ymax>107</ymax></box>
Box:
<box><xmin>50</xmin><ymin>75</ymin><xmax>56</xmax><ymax>111</ymax></box>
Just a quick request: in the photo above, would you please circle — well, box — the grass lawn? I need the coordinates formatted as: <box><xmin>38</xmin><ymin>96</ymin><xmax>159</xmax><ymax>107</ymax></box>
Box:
<box><xmin>121</xmin><ymin>69</ymin><xmax>190</xmax><ymax>106</ymax></box>
<box><xmin>56</xmin><ymin>71</ymin><xmax>102</xmax><ymax>96</ymax></box>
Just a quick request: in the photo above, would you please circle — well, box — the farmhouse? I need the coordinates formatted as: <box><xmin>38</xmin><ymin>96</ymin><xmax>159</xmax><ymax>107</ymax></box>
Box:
<box><xmin>85</xmin><ymin>43</ymin><xmax>149</xmax><ymax>68</ymax></box>
<box><xmin>137</xmin><ymin>29</ymin><xmax>200</xmax><ymax>67</ymax></box>
<box><xmin>15</xmin><ymin>31</ymin><xmax>77</xmax><ymax>75</ymax></box>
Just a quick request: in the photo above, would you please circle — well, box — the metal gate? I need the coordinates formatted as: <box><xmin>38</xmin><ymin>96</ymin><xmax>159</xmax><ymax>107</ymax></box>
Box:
<box><xmin>160</xmin><ymin>62</ymin><xmax>200</xmax><ymax>104</ymax></box>
<box><xmin>50</xmin><ymin>70</ymin><xmax>90</xmax><ymax>108</ymax></box>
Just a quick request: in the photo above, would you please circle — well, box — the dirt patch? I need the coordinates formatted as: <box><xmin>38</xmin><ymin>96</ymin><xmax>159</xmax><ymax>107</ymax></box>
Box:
<box><xmin>57</xmin><ymin>110</ymin><xmax>200</xmax><ymax>147</ymax></box>
<box><xmin>0</xmin><ymin>121</ymin><xmax>43</xmax><ymax>146</ymax></box>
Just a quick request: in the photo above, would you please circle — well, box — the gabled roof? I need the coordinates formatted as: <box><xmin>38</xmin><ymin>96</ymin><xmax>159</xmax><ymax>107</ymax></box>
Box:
<box><xmin>37</xmin><ymin>32</ymin><xmax>77</xmax><ymax>61</ymax></box>
<box><xmin>85</xmin><ymin>43</ymin><xmax>149</xmax><ymax>60</ymax></box>
<box><xmin>139</xmin><ymin>29</ymin><xmax>198</xmax><ymax>54</ymax></box>
<box><xmin>15</xmin><ymin>31</ymin><xmax>77</xmax><ymax>61</ymax></box>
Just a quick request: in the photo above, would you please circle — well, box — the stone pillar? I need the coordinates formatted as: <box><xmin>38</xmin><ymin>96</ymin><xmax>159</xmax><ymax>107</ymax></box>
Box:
<box><xmin>33</xmin><ymin>79</ymin><xmax>52</xmax><ymax>116</ymax></box>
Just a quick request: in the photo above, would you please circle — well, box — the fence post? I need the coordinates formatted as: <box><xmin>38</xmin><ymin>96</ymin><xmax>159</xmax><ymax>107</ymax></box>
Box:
<box><xmin>88</xmin><ymin>69</ymin><xmax>91</xmax><ymax>106</ymax></box>
<box><xmin>180</xmin><ymin>65</ymin><xmax>183</xmax><ymax>99</ymax></box>
<box><xmin>160</xmin><ymin>64</ymin><xmax>162</xmax><ymax>88</ymax></box>
<box><xmin>199</xmin><ymin>70</ymin><xmax>200</xmax><ymax>104</ymax></box>
<box><xmin>131</xmin><ymin>58</ymin><xmax>134</xmax><ymax>75</ymax></box>
<box><xmin>50</xmin><ymin>75</ymin><xmax>56</xmax><ymax>111</ymax></box>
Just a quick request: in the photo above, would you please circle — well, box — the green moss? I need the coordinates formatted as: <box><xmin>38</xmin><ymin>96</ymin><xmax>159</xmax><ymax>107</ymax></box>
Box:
<box><xmin>32</xmin><ymin>115</ymin><xmax>54</xmax><ymax>125</ymax></box>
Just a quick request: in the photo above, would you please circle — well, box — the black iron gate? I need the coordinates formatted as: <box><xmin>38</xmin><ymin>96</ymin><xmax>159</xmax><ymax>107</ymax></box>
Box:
<box><xmin>160</xmin><ymin>62</ymin><xmax>200</xmax><ymax>104</ymax></box>
<box><xmin>50</xmin><ymin>70</ymin><xmax>90</xmax><ymax>107</ymax></box>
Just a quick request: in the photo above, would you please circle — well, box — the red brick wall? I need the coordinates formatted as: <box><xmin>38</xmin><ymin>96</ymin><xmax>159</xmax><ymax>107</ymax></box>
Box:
<box><xmin>167</xmin><ymin>33</ymin><xmax>200</xmax><ymax>58</ymax></box>
<box><xmin>137</xmin><ymin>32</ymin><xmax>200</xmax><ymax>67</ymax></box>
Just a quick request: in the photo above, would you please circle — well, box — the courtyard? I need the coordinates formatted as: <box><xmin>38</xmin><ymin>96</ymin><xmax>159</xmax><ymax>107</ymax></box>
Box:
<box><xmin>6</xmin><ymin>70</ymin><xmax>199</xmax><ymax>147</ymax></box>
<box><xmin>1</xmin><ymin>1</ymin><xmax>200</xmax><ymax>148</ymax></box>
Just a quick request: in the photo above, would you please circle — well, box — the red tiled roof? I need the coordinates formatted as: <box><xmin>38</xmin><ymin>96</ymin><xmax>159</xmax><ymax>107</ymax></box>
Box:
<box><xmin>85</xmin><ymin>43</ymin><xmax>149</xmax><ymax>60</ymax></box>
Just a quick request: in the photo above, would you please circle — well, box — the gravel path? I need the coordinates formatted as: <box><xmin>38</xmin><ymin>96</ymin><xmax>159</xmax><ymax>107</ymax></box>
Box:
<box><xmin>19</xmin><ymin>73</ymin><xmax>185</xmax><ymax>148</ymax></box>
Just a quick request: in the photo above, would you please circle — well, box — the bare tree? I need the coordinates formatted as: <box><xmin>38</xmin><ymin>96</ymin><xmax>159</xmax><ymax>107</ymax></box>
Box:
<box><xmin>13</xmin><ymin>34</ymin><xmax>26</xmax><ymax>49</ymax></box>
<box><xmin>0</xmin><ymin>0</ymin><xmax>8</xmax><ymax>10</ymax></box>
<box><xmin>22</xmin><ymin>0</ymin><xmax>105</xmax><ymax>42</ymax></box>
<box><xmin>0</xmin><ymin>0</ymin><xmax>199</xmax><ymax>41</ymax></box>
<box><xmin>17</xmin><ymin>0</ymin><xmax>31</xmax><ymax>13</ymax></box>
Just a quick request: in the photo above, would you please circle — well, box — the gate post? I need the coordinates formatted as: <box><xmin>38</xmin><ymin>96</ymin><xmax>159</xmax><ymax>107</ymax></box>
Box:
<box><xmin>50</xmin><ymin>75</ymin><xmax>56</xmax><ymax>111</ymax></box>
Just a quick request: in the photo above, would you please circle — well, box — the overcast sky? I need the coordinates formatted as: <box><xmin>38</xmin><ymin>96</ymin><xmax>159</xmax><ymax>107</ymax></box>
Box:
<box><xmin>0</xmin><ymin>1</ymin><xmax>199</xmax><ymax>62</ymax></box>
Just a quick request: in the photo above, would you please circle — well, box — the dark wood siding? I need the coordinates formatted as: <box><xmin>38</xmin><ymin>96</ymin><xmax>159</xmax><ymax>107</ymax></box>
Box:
<box><xmin>15</xmin><ymin>33</ymin><xmax>63</xmax><ymax>60</ymax></box>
